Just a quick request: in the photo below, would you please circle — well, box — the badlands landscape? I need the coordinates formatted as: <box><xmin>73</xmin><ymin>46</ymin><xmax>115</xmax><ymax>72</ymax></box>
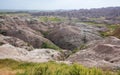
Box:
<box><xmin>0</xmin><ymin>7</ymin><xmax>120</xmax><ymax>75</ymax></box>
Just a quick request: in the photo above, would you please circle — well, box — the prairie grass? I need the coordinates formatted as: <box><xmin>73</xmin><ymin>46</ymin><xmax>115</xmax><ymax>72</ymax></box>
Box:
<box><xmin>0</xmin><ymin>59</ymin><xmax>119</xmax><ymax>75</ymax></box>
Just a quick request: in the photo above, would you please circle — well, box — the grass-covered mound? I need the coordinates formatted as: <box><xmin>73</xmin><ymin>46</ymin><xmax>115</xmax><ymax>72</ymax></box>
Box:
<box><xmin>0</xmin><ymin>59</ymin><xmax>119</xmax><ymax>75</ymax></box>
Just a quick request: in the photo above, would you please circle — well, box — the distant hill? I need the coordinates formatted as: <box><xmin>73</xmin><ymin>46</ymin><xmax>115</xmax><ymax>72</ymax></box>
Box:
<box><xmin>30</xmin><ymin>7</ymin><xmax>120</xmax><ymax>18</ymax></box>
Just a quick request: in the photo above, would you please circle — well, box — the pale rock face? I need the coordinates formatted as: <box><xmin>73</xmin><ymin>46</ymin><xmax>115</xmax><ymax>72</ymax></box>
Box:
<box><xmin>0</xmin><ymin>44</ymin><xmax>62</xmax><ymax>62</ymax></box>
<box><xmin>27</xmin><ymin>49</ymin><xmax>62</xmax><ymax>60</ymax></box>
<box><xmin>0</xmin><ymin>44</ymin><xmax>28</xmax><ymax>60</ymax></box>
<box><xmin>0</xmin><ymin>34</ymin><xmax>33</xmax><ymax>50</ymax></box>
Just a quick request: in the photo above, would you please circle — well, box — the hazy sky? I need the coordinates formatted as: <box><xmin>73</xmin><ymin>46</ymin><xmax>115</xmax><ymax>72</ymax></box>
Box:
<box><xmin>0</xmin><ymin>0</ymin><xmax>120</xmax><ymax>10</ymax></box>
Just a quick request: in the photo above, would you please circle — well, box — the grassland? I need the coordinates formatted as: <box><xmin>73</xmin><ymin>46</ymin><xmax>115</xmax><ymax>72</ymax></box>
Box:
<box><xmin>0</xmin><ymin>59</ymin><xmax>119</xmax><ymax>75</ymax></box>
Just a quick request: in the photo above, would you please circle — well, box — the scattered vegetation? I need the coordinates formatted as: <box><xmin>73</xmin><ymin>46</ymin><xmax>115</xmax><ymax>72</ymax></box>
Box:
<box><xmin>0</xmin><ymin>59</ymin><xmax>119</xmax><ymax>75</ymax></box>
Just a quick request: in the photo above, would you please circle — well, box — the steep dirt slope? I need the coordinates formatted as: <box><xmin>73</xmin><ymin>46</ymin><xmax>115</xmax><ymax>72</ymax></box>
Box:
<box><xmin>67</xmin><ymin>36</ymin><xmax>120</xmax><ymax>69</ymax></box>
<box><xmin>46</xmin><ymin>24</ymin><xmax>102</xmax><ymax>50</ymax></box>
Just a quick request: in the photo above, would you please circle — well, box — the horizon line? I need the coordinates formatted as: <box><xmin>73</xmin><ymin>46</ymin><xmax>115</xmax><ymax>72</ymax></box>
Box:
<box><xmin>0</xmin><ymin>6</ymin><xmax>120</xmax><ymax>12</ymax></box>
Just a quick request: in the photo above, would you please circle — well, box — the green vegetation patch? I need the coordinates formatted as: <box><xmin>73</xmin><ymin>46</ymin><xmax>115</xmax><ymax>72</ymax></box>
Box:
<box><xmin>39</xmin><ymin>16</ymin><xmax>63</xmax><ymax>23</ymax></box>
<box><xmin>0</xmin><ymin>59</ymin><xmax>119</xmax><ymax>75</ymax></box>
<box><xmin>100</xmin><ymin>25</ymin><xmax>120</xmax><ymax>37</ymax></box>
<box><xmin>107</xmin><ymin>24</ymin><xmax>120</xmax><ymax>32</ymax></box>
<box><xmin>41</xmin><ymin>42</ymin><xmax>61</xmax><ymax>50</ymax></box>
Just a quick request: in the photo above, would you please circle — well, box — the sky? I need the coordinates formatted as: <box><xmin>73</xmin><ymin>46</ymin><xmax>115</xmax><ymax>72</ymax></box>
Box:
<box><xmin>0</xmin><ymin>0</ymin><xmax>120</xmax><ymax>10</ymax></box>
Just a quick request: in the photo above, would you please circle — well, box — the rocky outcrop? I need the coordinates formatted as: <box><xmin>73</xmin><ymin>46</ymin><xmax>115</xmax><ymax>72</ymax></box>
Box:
<box><xmin>0</xmin><ymin>15</ymin><xmax>57</xmax><ymax>49</ymax></box>
<box><xmin>47</xmin><ymin>24</ymin><xmax>102</xmax><ymax>50</ymax></box>
<box><xmin>67</xmin><ymin>36</ymin><xmax>120</xmax><ymax>69</ymax></box>
<box><xmin>0</xmin><ymin>44</ymin><xmax>62</xmax><ymax>62</ymax></box>
<box><xmin>0</xmin><ymin>34</ymin><xmax>33</xmax><ymax>50</ymax></box>
<box><xmin>86</xmin><ymin>36</ymin><xmax>120</xmax><ymax>47</ymax></box>
<box><xmin>0</xmin><ymin>15</ymin><xmax>104</xmax><ymax>50</ymax></box>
